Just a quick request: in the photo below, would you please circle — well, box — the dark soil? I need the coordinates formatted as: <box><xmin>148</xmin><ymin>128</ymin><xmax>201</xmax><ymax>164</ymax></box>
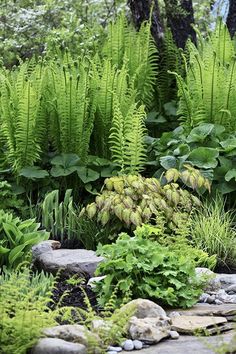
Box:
<box><xmin>50</xmin><ymin>273</ymin><xmax>99</xmax><ymax>312</ymax></box>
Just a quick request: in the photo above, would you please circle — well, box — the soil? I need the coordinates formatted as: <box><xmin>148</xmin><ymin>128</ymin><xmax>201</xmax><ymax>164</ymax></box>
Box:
<box><xmin>50</xmin><ymin>273</ymin><xmax>99</xmax><ymax>313</ymax></box>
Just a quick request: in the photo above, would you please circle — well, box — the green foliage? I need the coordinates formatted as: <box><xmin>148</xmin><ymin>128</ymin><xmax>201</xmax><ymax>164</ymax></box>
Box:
<box><xmin>0</xmin><ymin>180</ymin><xmax>24</xmax><ymax>214</ymax></box>
<box><xmin>0</xmin><ymin>61</ymin><xmax>47</xmax><ymax>173</ymax></box>
<box><xmin>0</xmin><ymin>210</ymin><xmax>49</xmax><ymax>269</ymax></box>
<box><xmin>191</xmin><ymin>197</ymin><xmax>236</xmax><ymax>269</ymax></box>
<box><xmin>147</xmin><ymin>122</ymin><xmax>236</xmax><ymax>195</ymax></box>
<box><xmin>171</xmin><ymin>21</ymin><xmax>236</xmax><ymax>132</ymax></box>
<box><xmin>41</xmin><ymin>189</ymin><xmax>79</xmax><ymax>241</ymax></box>
<box><xmin>48</xmin><ymin>57</ymin><xmax>97</xmax><ymax>162</ymax></box>
<box><xmin>83</xmin><ymin>173</ymin><xmax>204</xmax><ymax>233</ymax></box>
<box><xmin>95</xmin><ymin>225</ymin><xmax>204</xmax><ymax>308</ymax></box>
<box><xmin>0</xmin><ymin>266</ymin><xmax>56</xmax><ymax>354</ymax></box>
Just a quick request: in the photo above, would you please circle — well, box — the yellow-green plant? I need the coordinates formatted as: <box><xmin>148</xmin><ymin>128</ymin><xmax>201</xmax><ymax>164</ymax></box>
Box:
<box><xmin>83</xmin><ymin>169</ymin><xmax>207</xmax><ymax>230</ymax></box>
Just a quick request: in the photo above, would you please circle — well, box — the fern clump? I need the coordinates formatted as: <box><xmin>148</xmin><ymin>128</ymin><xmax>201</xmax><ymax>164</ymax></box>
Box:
<box><xmin>0</xmin><ymin>266</ymin><xmax>56</xmax><ymax>354</ymax></box>
<box><xmin>171</xmin><ymin>21</ymin><xmax>236</xmax><ymax>132</ymax></box>
<box><xmin>83</xmin><ymin>171</ymin><xmax>205</xmax><ymax>232</ymax></box>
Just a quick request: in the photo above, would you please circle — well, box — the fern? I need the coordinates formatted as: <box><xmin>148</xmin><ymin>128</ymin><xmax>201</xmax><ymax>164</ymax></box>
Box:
<box><xmin>174</xmin><ymin>21</ymin><xmax>236</xmax><ymax>132</ymax></box>
<box><xmin>109</xmin><ymin>95</ymin><xmax>147</xmax><ymax>174</ymax></box>
<box><xmin>0</xmin><ymin>62</ymin><xmax>46</xmax><ymax>172</ymax></box>
<box><xmin>48</xmin><ymin>57</ymin><xmax>95</xmax><ymax>162</ymax></box>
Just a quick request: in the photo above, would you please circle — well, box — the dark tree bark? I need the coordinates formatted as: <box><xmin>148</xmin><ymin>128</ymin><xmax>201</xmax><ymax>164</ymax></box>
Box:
<box><xmin>128</xmin><ymin>0</ymin><xmax>164</xmax><ymax>47</ymax></box>
<box><xmin>164</xmin><ymin>0</ymin><xmax>196</xmax><ymax>48</ymax></box>
<box><xmin>227</xmin><ymin>0</ymin><xmax>236</xmax><ymax>38</ymax></box>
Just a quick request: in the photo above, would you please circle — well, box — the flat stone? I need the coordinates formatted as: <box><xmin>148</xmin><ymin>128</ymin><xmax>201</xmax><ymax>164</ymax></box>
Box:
<box><xmin>32</xmin><ymin>338</ymin><xmax>86</xmax><ymax>354</ymax></box>
<box><xmin>120</xmin><ymin>299</ymin><xmax>167</xmax><ymax>319</ymax></box>
<box><xmin>35</xmin><ymin>248</ymin><xmax>104</xmax><ymax>277</ymax></box>
<box><xmin>132</xmin><ymin>331</ymin><xmax>235</xmax><ymax>354</ymax></box>
<box><xmin>171</xmin><ymin>315</ymin><xmax>227</xmax><ymax>334</ymax></box>
<box><xmin>43</xmin><ymin>325</ymin><xmax>92</xmax><ymax>346</ymax></box>
<box><xmin>168</xmin><ymin>303</ymin><xmax>236</xmax><ymax>317</ymax></box>
<box><xmin>128</xmin><ymin>316</ymin><xmax>170</xmax><ymax>344</ymax></box>
<box><xmin>32</xmin><ymin>240</ymin><xmax>61</xmax><ymax>258</ymax></box>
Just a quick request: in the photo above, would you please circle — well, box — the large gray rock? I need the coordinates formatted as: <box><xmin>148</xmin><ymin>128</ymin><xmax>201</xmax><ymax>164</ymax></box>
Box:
<box><xmin>128</xmin><ymin>316</ymin><xmax>171</xmax><ymax>344</ymax></box>
<box><xmin>32</xmin><ymin>338</ymin><xmax>86</xmax><ymax>354</ymax></box>
<box><xmin>43</xmin><ymin>325</ymin><xmax>92</xmax><ymax>346</ymax></box>
<box><xmin>34</xmin><ymin>246</ymin><xmax>104</xmax><ymax>277</ymax></box>
<box><xmin>32</xmin><ymin>240</ymin><xmax>61</xmax><ymax>258</ymax></box>
<box><xmin>120</xmin><ymin>299</ymin><xmax>167</xmax><ymax>320</ymax></box>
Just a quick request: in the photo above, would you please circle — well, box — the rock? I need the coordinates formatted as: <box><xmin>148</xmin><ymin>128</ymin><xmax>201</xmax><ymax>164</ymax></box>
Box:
<box><xmin>168</xmin><ymin>312</ymin><xmax>181</xmax><ymax>318</ymax></box>
<box><xmin>169</xmin><ymin>331</ymin><xmax>179</xmax><ymax>340</ymax></box>
<box><xmin>171</xmin><ymin>315</ymin><xmax>227</xmax><ymax>334</ymax></box>
<box><xmin>120</xmin><ymin>299</ymin><xmax>167</xmax><ymax>320</ymax></box>
<box><xmin>128</xmin><ymin>316</ymin><xmax>170</xmax><ymax>344</ymax></box>
<box><xmin>206</xmin><ymin>295</ymin><xmax>215</xmax><ymax>304</ymax></box>
<box><xmin>87</xmin><ymin>276</ymin><xmax>106</xmax><ymax>288</ymax></box>
<box><xmin>32</xmin><ymin>240</ymin><xmax>61</xmax><ymax>258</ymax></box>
<box><xmin>133</xmin><ymin>340</ymin><xmax>143</xmax><ymax>349</ymax></box>
<box><xmin>215</xmin><ymin>299</ymin><xmax>223</xmax><ymax>305</ymax></box>
<box><xmin>43</xmin><ymin>325</ymin><xmax>92</xmax><ymax>346</ymax></box>
<box><xmin>34</xmin><ymin>248</ymin><xmax>104</xmax><ymax>277</ymax></box>
<box><xmin>216</xmin><ymin>289</ymin><xmax>236</xmax><ymax>304</ymax></box>
<box><xmin>107</xmin><ymin>346</ymin><xmax>122</xmax><ymax>352</ymax></box>
<box><xmin>122</xmin><ymin>339</ymin><xmax>134</xmax><ymax>351</ymax></box>
<box><xmin>167</xmin><ymin>303</ymin><xmax>236</xmax><ymax>317</ymax></box>
<box><xmin>215</xmin><ymin>274</ymin><xmax>236</xmax><ymax>289</ymax></box>
<box><xmin>195</xmin><ymin>268</ymin><xmax>221</xmax><ymax>293</ymax></box>
<box><xmin>226</xmin><ymin>284</ymin><xmax>236</xmax><ymax>293</ymax></box>
<box><xmin>107</xmin><ymin>352</ymin><xmax>119</xmax><ymax>354</ymax></box>
<box><xmin>199</xmin><ymin>293</ymin><xmax>210</xmax><ymax>303</ymax></box>
<box><xmin>32</xmin><ymin>338</ymin><xmax>86</xmax><ymax>354</ymax></box>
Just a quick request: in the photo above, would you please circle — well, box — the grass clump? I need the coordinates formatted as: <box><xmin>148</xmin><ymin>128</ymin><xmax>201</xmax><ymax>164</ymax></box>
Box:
<box><xmin>191</xmin><ymin>197</ymin><xmax>236</xmax><ymax>270</ymax></box>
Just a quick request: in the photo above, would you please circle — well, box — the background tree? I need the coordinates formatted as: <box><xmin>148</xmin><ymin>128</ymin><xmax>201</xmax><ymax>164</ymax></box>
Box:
<box><xmin>227</xmin><ymin>0</ymin><xmax>236</xmax><ymax>37</ymax></box>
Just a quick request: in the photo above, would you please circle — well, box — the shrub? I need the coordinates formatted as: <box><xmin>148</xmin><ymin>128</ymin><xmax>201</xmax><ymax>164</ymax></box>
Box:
<box><xmin>95</xmin><ymin>225</ymin><xmax>205</xmax><ymax>308</ymax></box>
<box><xmin>0</xmin><ymin>210</ymin><xmax>49</xmax><ymax>269</ymax></box>
<box><xmin>191</xmin><ymin>197</ymin><xmax>236</xmax><ymax>269</ymax></box>
<box><xmin>83</xmin><ymin>172</ymin><xmax>206</xmax><ymax>233</ymax></box>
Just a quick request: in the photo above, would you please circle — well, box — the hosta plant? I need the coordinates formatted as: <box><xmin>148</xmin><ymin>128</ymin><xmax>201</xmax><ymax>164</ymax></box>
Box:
<box><xmin>95</xmin><ymin>225</ymin><xmax>205</xmax><ymax>308</ymax></box>
<box><xmin>0</xmin><ymin>210</ymin><xmax>49</xmax><ymax>269</ymax></box>
<box><xmin>83</xmin><ymin>169</ymin><xmax>207</xmax><ymax>232</ymax></box>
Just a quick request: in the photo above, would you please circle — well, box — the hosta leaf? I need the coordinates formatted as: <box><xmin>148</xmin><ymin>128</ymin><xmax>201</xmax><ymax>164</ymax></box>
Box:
<box><xmin>20</xmin><ymin>166</ymin><xmax>49</xmax><ymax>179</ymax></box>
<box><xmin>160</xmin><ymin>156</ymin><xmax>177</xmax><ymax>170</ymax></box>
<box><xmin>225</xmin><ymin>169</ymin><xmax>236</xmax><ymax>182</ymax></box>
<box><xmin>186</xmin><ymin>123</ymin><xmax>215</xmax><ymax>143</ymax></box>
<box><xmin>77</xmin><ymin>167</ymin><xmax>100</xmax><ymax>183</ymax></box>
<box><xmin>187</xmin><ymin>148</ymin><xmax>219</xmax><ymax>169</ymax></box>
<box><xmin>51</xmin><ymin>154</ymin><xmax>80</xmax><ymax>168</ymax></box>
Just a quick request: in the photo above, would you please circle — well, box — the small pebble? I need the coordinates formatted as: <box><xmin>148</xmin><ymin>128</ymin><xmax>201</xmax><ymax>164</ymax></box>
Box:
<box><xmin>133</xmin><ymin>340</ymin><xmax>143</xmax><ymax>350</ymax></box>
<box><xmin>107</xmin><ymin>352</ymin><xmax>119</xmax><ymax>354</ymax></box>
<box><xmin>169</xmin><ymin>330</ymin><xmax>179</xmax><ymax>340</ymax></box>
<box><xmin>107</xmin><ymin>347</ymin><xmax>122</xmax><ymax>352</ymax></box>
<box><xmin>122</xmin><ymin>339</ymin><xmax>134</xmax><ymax>351</ymax></box>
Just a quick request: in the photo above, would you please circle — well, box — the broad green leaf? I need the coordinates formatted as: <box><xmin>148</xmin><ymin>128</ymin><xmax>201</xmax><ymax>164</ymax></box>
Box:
<box><xmin>51</xmin><ymin>165</ymin><xmax>78</xmax><ymax>177</ymax></box>
<box><xmin>220</xmin><ymin>137</ymin><xmax>236</xmax><ymax>152</ymax></box>
<box><xmin>51</xmin><ymin>153</ymin><xmax>80</xmax><ymax>167</ymax></box>
<box><xmin>0</xmin><ymin>245</ymin><xmax>10</xmax><ymax>254</ymax></box>
<box><xmin>186</xmin><ymin>123</ymin><xmax>214</xmax><ymax>143</ymax></box>
<box><xmin>187</xmin><ymin>147</ymin><xmax>219</xmax><ymax>169</ymax></box>
<box><xmin>8</xmin><ymin>244</ymin><xmax>26</xmax><ymax>266</ymax></box>
<box><xmin>225</xmin><ymin>169</ymin><xmax>236</xmax><ymax>182</ymax></box>
<box><xmin>160</xmin><ymin>156</ymin><xmax>177</xmax><ymax>170</ymax></box>
<box><xmin>20</xmin><ymin>166</ymin><xmax>49</xmax><ymax>179</ymax></box>
<box><xmin>77</xmin><ymin>167</ymin><xmax>100</xmax><ymax>183</ymax></box>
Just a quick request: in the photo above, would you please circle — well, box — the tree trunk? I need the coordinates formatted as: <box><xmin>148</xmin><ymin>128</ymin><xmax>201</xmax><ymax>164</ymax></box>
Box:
<box><xmin>128</xmin><ymin>0</ymin><xmax>164</xmax><ymax>47</ymax></box>
<box><xmin>227</xmin><ymin>0</ymin><xmax>236</xmax><ymax>37</ymax></box>
<box><xmin>164</xmin><ymin>0</ymin><xmax>196</xmax><ymax>48</ymax></box>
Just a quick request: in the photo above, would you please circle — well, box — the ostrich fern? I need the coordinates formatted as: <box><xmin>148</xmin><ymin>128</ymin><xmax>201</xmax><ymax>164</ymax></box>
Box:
<box><xmin>0</xmin><ymin>62</ymin><xmax>46</xmax><ymax>172</ymax></box>
<box><xmin>171</xmin><ymin>21</ymin><xmax>236</xmax><ymax>132</ymax></box>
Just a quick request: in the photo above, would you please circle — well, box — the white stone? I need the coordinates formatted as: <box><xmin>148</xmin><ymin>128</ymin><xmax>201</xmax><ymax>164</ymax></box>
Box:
<box><xmin>88</xmin><ymin>276</ymin><xmax>106</xmax><ymax>288</ymax></box>
<box><xmin>169</xmin><ymin>330</ymin><xmax>179</xmax><ymax>339</ymax></box>
<box><xmin>122</xmin><ymin>339</ymin><xmax>134</xmax><ymax>351</ymax></box>
<box><xmin>32</xmin><ymin>338</ymin><xmax>86</xmax><ymax>354</ymax></box>
<box><xmin>107</xmin><ymin>346</ymin><xmax>122</xmax><ymax>352</ymax></box>
<box><xmin>133</xmin><ymin>339</ymin><xmax>143</xmax><ymax>349</ymax></box>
